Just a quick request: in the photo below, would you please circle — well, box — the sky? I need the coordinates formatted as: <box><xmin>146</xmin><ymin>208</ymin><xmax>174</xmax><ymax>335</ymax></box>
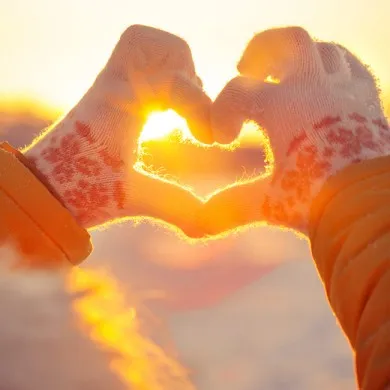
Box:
<box><xmin>0</xmin><ymin>0</ymin><xmax>389</xmax><ymax>113</ymax></box>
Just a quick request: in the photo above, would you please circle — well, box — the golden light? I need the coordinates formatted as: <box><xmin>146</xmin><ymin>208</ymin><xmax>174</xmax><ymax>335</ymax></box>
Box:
<box><xmin>0</xmin><ymin>96</ymin><xmax>61</xmax><ymax>121</ymax></box>
<box><xmin>139</xmin><ymin>109</ymin><xmax>193</xmax><ymax>143</ymax></box>
<box><xmin>138</xmin><ymin>108</ymin><xmax>268</xmax><ymax>151</ymax></box>
<box><xmin>67</xmin><ymin>267</ymin><xmax>194</xmax><ymax>389</ymax></box>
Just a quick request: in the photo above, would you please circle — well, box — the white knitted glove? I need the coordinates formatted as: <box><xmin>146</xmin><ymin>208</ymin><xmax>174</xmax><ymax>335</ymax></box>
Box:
<box><xmin>24</xmin><ymin>25</ymin><xmax>211</xmax><ymax>233</ymax></box>
<box><xmin>203</xmin><ymin>26</ymin><xmax>390</xmax><ymax>235</ymax></box>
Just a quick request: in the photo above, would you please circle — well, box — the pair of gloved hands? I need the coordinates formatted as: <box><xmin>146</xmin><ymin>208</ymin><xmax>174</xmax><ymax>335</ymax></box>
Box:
<box><xmin>24</xmin><ymin>24</ymin><xmax>390</xmax><ymax>238</ymax></box>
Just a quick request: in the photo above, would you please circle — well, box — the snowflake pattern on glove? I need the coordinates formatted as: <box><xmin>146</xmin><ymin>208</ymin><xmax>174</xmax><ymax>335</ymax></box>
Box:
<box><xmin>262</xmin><ymin>113</ymin><xmax>390</xmax><ymax>232</ymax></box>
<box><xmin>32</xmin><ymin>120</ymin><xmax>127</xmax><ymax>226</ymax></box>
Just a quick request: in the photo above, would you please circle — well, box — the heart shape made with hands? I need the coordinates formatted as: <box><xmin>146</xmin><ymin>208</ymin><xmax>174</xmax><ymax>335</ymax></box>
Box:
<box><xmin>132</xmin><ymin>28</ymin><xmax>279</xmax><ymax>201</ymax></box>
<box><xmin>25</xmin><ymin>24</ymin><xmax>389</xmax><ymax>235</ymax></box>
<box><xmin>25</xmin><ymin>24</ymin><xmax>271</xmax><ymax>234</ymax></box>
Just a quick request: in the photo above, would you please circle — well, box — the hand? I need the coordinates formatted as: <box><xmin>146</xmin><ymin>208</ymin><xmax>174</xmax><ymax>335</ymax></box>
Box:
<box><xmin>202</xmin><ymin>26</ymin><xmax>389</xmax><ymax>236</ymax></box>
<box><xmin>23</xmin><ymin>25</ymin><xmax>212</xmax><ymax>235</ymax></box>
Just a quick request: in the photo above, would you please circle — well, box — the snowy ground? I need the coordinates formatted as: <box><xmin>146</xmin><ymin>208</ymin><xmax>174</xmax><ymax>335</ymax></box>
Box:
<box><xmin>170</xmin><ymin>261</ymin><xmax>355</xmax><ymax>390</ymax></box>
<box><xmin>86</xmin><ymin>204</ymin><xmax>356</xmax><ymax>390</ymax></box>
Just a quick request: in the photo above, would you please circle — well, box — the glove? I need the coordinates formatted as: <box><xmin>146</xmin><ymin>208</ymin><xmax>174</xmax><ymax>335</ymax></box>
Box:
<box><xmin>202</xmin><ymin>26</ymin><xmax>389</xmax><ymax>236</ymax></box>
<box><xmin>24</xmin><ymin>25</ymin><xmax>212</xmax><ymax>235</ymax></box>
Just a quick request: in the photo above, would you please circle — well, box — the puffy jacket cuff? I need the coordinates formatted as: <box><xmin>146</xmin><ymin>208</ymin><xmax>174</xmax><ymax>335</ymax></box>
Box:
<box><xmin>309</xmin><ymin>155</ymin><xmax>390</xmax><ymax>390</ymax></box>
<box><xmin>0</xmin><ymin>142</ymin><xmax>92</xmax><ymax>266</ymax></box>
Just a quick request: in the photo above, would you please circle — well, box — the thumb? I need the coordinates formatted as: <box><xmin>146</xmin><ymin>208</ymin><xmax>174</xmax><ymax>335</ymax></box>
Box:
<box><xmin>202</xmin><ymin>175</ymin><xmax>273</xmax><ymax>236</ymax></box>
<box><xmin>127</xmin><ymin>171</ymin><xmax>204</xmax><ymax>238</ymax></box>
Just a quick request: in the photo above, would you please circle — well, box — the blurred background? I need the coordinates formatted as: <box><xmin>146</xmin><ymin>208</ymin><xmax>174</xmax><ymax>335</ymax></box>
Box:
<box><xmin>1</xmin><ymin>0</ymin><xmax>390</xmax><ymax>389</ymax></box>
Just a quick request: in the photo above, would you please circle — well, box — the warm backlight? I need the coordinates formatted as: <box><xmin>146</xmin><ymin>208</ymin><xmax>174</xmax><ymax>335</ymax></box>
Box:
<box><xmin>139</xmin><ymin>108</ymin><xmax>267</xmax><ymax>149</ymax></box>
<box><xmin>139</xmin><ymin>109</ymin><xmax>193</xmax><ymax>143</ymax></box>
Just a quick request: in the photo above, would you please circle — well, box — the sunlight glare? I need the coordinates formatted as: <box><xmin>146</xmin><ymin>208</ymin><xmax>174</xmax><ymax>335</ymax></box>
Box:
<box><xmin>139</xmin><ymin>110</ymin><xmax>193</xmax><ymax>143</ymax></box>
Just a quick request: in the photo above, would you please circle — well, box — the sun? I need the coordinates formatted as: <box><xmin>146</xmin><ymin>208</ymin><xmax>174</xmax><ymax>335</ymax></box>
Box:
<box><xmin>139</xmin><ymin>109</ymin><xmax>193</xmax><ymax>143</ymax></box>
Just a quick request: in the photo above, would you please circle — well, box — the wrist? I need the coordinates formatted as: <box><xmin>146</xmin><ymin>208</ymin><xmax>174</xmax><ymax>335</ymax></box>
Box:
<box><xmin>305</xmin><ymin>114</ymin><xmax>389</xmax><ymax>229</ymax></box>
<box><xmin>22</xmin><ymin>112</ymin><xmax>101</xmax><ymax>228</ymax></box>
<box><xmin>23</xmin><ymin>101</ymin><xmax>129</xmax><ymax>229</ymax></box>
<box><xmin>22</xmin><ymin>115</ymin><xmax>88</xmax><ymax>220</ymax></box>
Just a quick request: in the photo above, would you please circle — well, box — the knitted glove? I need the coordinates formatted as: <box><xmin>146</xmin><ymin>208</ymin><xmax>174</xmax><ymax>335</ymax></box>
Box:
<box><xmin>24</xmin><ymin>25</ymin><xmax>211</xmax><ymax>233</ymax></box>
<box><xmin>203</xmin><ymin>26</ymin><xmax>389</xmax><ymax>235</ymax></box>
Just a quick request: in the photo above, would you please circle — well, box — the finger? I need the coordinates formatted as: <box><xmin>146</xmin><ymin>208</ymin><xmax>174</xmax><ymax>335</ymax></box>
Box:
<box><xmin>316</xmin><ymin>42</ymin><xmax>346</xmax><ymax>74</ymax></box>
<box><xmin>336</xmin><ymin>44</ymin><xmax>376</xmax><ymax>81</ymax></box>
<box><xmin>315</xmin><ymin>42</ymin><xmax>354</xmax><ymax>85</ymax></box>
<box><xmin>148</xmin><ymin>72</ymin><xmax>213</xmax><ymax>144</ymax></box>
<box><xmin>102</xmin><ymin>25</ymin><xmax>212</xmax><ymax>143</ymax></box>
<box><xmin>202</xmin><ymin>176</ymin><xmax>272</xmax><ymax>236</ymax></box>
<box><xmin>336</xmin><ymin>44</ymin><xmax>381</xmax><ymax>106</ymax></box>
<box><xmin>106</xmin><ymin>24</ymin><xmax>197</xmax><ymax>79</ymax></box>
<box><xmin>237</xmin><ymin>26</ymin><xmax>323</xmax><ymax>82</ymax></box>
<box><xmin>128</xmin><ymin>171</ymin><xmax>204</xmax><ymax>238</ymax></box>
<box><xmin>211</xmin><ymin>76</ymin><xmax>276</xmax><ymax>144</ymax></box>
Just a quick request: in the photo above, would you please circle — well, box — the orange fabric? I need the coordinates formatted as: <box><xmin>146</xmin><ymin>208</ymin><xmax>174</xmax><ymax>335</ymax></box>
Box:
<box><xmin>309</xmin><ymin>155</ymin><xmax>390</xmax><ymax>390</ymax></box>
<box><xmin>0</xmin><ymin>143</ymin><xmax>92</xmax><ymax>267</ymax></box>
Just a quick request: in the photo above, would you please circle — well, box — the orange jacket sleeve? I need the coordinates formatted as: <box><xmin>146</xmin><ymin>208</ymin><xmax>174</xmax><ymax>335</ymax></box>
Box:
<box><xmin>309</xmin><ymin>155</ymin><xmax>390</xmax><ymax>390</ymax></box>
<box><xmin>0</xmin><ymin>142</ymin><xmax>92</xmax><ymax>267</ymax></box>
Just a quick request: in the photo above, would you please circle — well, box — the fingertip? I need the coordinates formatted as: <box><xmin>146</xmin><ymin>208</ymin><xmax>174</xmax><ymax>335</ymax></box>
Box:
<box><xmin>188</xmin><ymin>122</ymin><xmax>214</xmax><ymax>144</ymax></box>
<box><xmin>211</xmin><ymin>125</ymin><xmax>241</xmax><ymax>145</ymax></box>
<box><xmin>210</xmin><ymin>77</ymin><xmax>253</xmax><ymax>144</ymax></box>
<box><xmin>184</xmin><ymin>103</ymin><xmax>213</xmax><ymax>145</ymax></box>
<box><xmin>316</xmin><ymin>42</ymin><xmax>346</xmax><ymax>75</ymax></box>
<box><xmin>211</xmin><ymin>106</ymin><xmax>243</xmax><ymax>144</ymax></box>
<box><xmin>238</xmin><ymin>26</ymin><xmax>318</xmax><ymax>80</ymax></box>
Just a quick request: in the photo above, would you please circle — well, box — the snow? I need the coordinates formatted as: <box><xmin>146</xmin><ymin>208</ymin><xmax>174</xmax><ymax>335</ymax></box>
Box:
<box><xmin>87</xmin><ymin>222</ymin><xmax>356</xmax><ymax>390</ymax></box>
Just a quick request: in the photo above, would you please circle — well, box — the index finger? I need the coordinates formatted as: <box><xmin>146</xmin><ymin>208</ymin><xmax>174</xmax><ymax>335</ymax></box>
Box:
<box><xmin>149</xmin><ymin>72</ymin><xmax>213</xmax><ymax>144</ymax></box>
